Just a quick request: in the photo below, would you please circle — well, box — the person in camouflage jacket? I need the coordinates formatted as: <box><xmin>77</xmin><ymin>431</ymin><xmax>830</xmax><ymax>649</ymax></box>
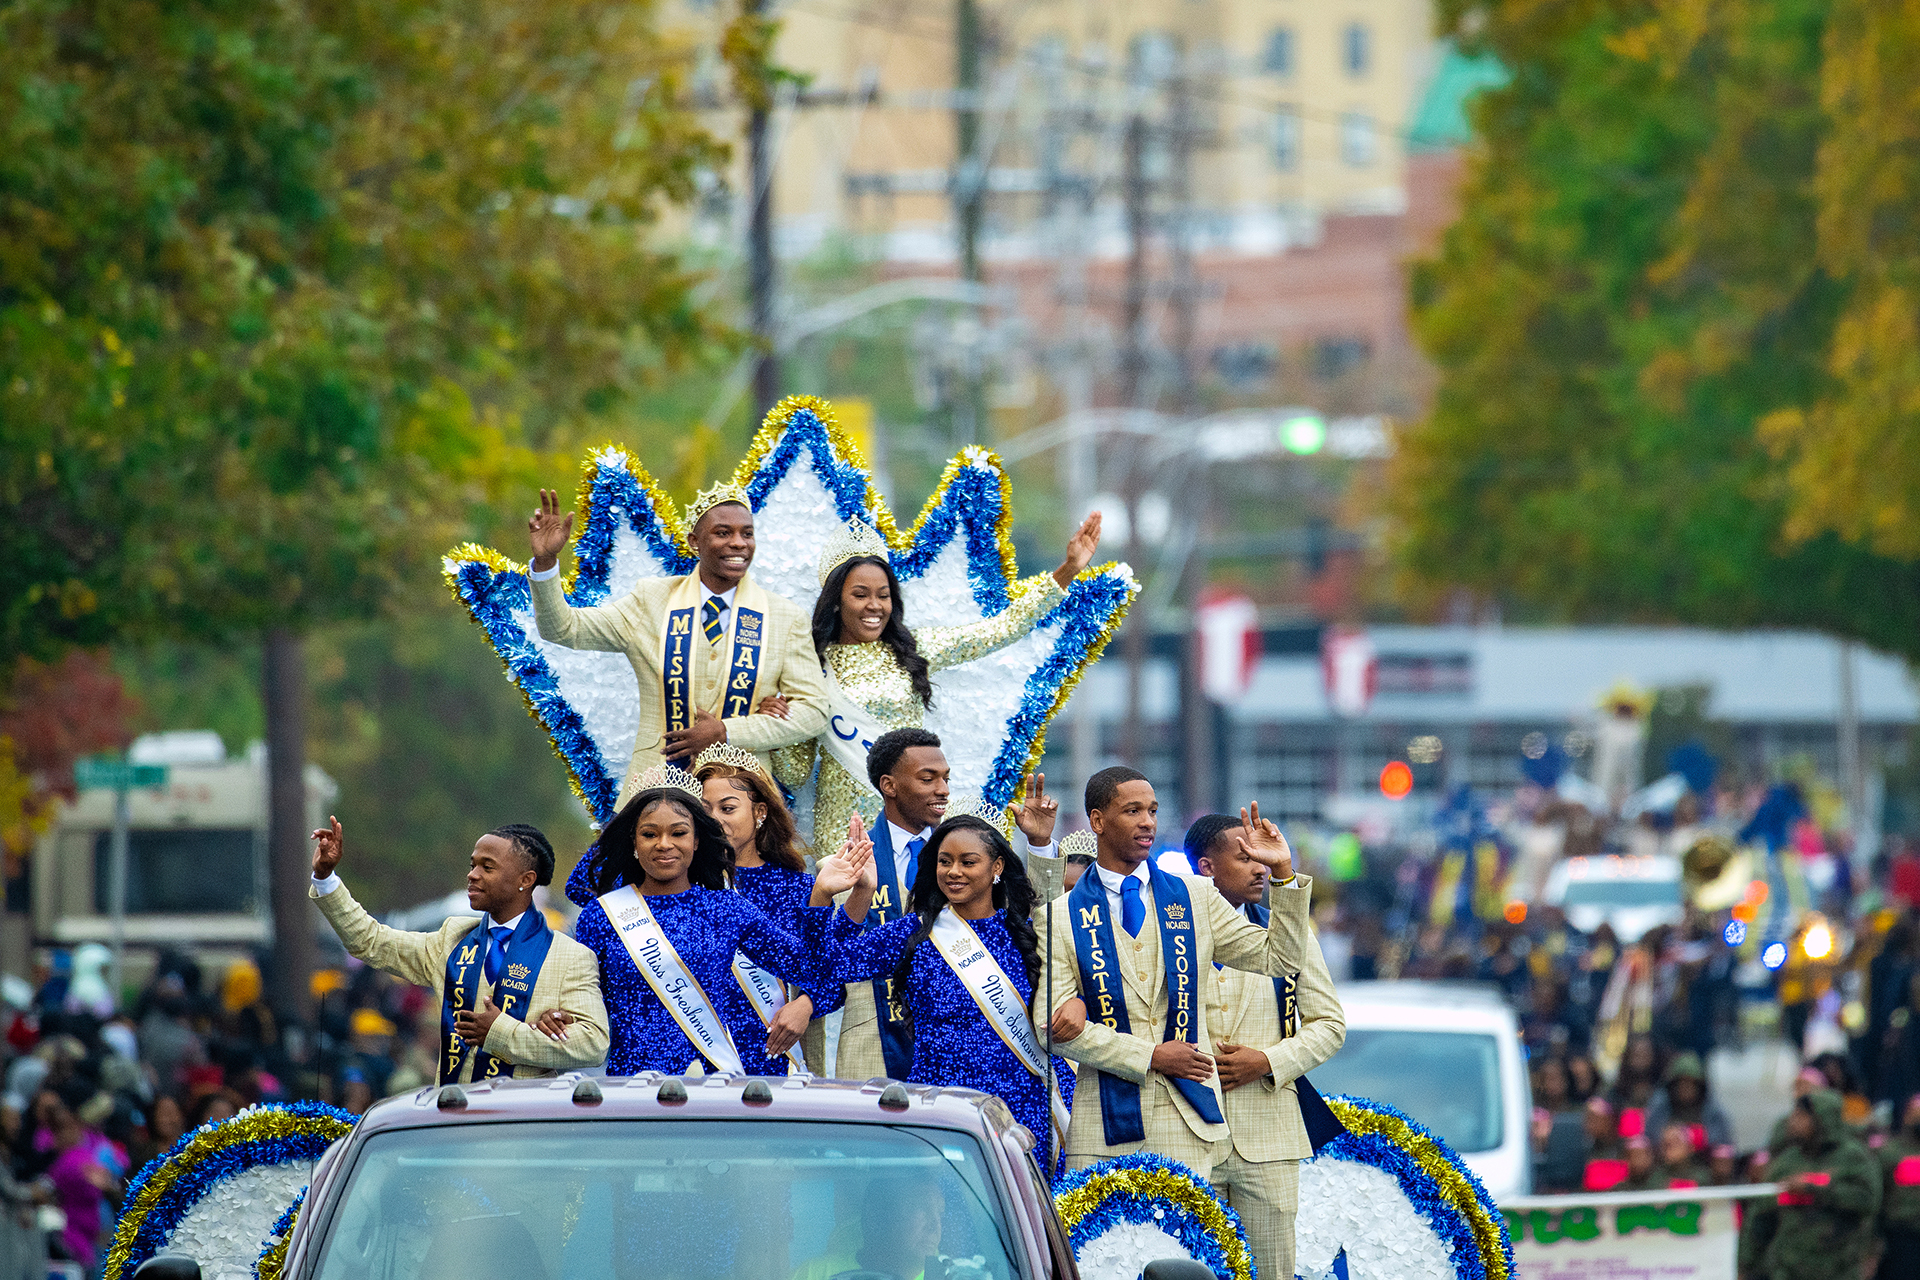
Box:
<box><xmin>1739</xmin><ymin>1089</ymin><xmax>1881</xmax><ymax>1280</ymax></box>
<box><xmin>1877</xmin><ymin>1095</ymin><xmax>1920</xmax><ymax>1280</ymax></box>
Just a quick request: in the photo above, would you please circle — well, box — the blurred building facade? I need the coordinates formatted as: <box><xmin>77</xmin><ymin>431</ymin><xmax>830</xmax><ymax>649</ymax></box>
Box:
<box><xmin>1042</xmin><ymin>627</ymin><xmax>1920</xmax><ymax>828</ymax></box>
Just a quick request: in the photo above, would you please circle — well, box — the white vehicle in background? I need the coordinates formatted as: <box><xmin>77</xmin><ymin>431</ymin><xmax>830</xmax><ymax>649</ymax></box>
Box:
<box><xmin>1545</xmin><ymin>854</ymin><xmax>1685</xmax><ymax>943</ymax></box>
<box><xmin>1311</xmin><ymin>981</ymin><xmax>1533</xmax><ymax>1202</ymax></box>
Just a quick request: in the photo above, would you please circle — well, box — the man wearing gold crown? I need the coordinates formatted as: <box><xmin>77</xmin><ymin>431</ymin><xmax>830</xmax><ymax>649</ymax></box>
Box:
<box><xmin>526</xmin><ymin>482</ymin><xmax>830</xmax><ymax>809</ymax></box>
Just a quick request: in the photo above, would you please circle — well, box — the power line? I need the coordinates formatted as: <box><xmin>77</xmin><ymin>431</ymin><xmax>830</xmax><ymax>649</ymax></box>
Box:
<box><xmin>776</xmin><ymin>0</ymin><xmax>1439</xmax><ymax>147</ymax></box>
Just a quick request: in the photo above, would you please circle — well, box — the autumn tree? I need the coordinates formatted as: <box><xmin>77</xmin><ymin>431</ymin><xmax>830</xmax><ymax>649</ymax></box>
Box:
<box><xmin>2</xmin><ymin>0</ymin><xmax>730</xmax><ymax>1008</ymax></box>
<box><xmin>1390</xmin><ymin>0</ymin><xmax>1920</xmax><ymax>656</ymax></box>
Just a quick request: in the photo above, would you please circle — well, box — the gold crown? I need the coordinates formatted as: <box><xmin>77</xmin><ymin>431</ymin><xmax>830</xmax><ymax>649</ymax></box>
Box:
<box><xmin>941</xmin><ymin>792</ymin><xmax>1014</xmax><ymax>839</ymax></box>
<box><xmin>692</xmin><ymin>743</ymin><xmax>775</xmax><ymax>788</ymax></box>
<box><xmin>1060</xmin><ymin>830</ymin><xmax>1098</xmax><ymax>860</ymax></box>
<box><xmin>817</xmin><ymin>519</ymin><xmax>892</xmax><ymax>585</ymax></box>
<box><xmin>1166</xmin><ymin>904</ymin><xmax>1186</xmax><ymax>921</ymax></box>
<box><xmin>507</xmin><ymin>963</ymin><xmax>531</xmax><ymax>981</ymax></box>
<box><xmin>628</xmin><ymin>763</ymin><xmax>703</xmax><ymax>801</ymax></box>
<box><xmin>685</xmin><ymin>480</ymin><xmax>753</xmax><ymax>531</ymax></box>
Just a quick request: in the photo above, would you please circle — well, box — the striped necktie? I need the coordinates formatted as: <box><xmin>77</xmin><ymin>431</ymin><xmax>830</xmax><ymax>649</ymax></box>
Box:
<box><xmin>702</xmin><ymin>596</ymin><xmax>725</xmax><ymax>644</ymax></box>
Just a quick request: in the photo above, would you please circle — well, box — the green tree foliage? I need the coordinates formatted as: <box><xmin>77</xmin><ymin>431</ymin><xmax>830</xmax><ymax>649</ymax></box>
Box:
<box><xmin>2</xmin><ymin>0</ymin><xmax>730</xmax><ymax>664</ymax></box>
<box><xmin>1390</xmin><ymin>0</ymin><xmax>1920</xmax><ymax>655</ymax></box>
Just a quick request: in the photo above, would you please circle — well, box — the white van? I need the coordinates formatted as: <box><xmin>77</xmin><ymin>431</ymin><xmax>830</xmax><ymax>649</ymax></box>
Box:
<box><xmin>1309</xmin><ymin>981</ymin><xmax>1534</xmax><ymax>1201</ymax></box>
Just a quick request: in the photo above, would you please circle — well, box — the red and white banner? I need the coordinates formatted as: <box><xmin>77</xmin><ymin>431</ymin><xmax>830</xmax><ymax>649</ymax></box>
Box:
<box><xmin>1321</xmin><ymin>626</ymin><xmax>1377</xmax><ymax>717</ymax></box>
<box><xmin>1196</xmin><ymin>593</ymin><xmax>1261</xmax><ymax>705</ymax></box>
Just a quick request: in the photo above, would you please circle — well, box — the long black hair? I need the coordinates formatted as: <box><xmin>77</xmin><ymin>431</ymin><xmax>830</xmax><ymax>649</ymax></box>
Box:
<box><xmin>586</xmin><ymin>788</ymin><xmax>732</xmax><ymax>895</ymax></box>
<box><xmin>891</xmin><ymin>815</ymin><xmax>1042</xmax><ymax>998</ymax></box>
<box><xmin>812</xmin><ymin>555</ymin><xmax>935</xmax><ymax>708</ymax></box>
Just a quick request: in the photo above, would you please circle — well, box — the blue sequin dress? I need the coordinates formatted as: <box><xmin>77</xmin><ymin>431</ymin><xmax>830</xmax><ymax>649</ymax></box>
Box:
<box><xmin>824</xmin><ymin>909</ymin><xmax>1075</xmax><ymax>1149</ymax></box>
<box><xmin>728</xmin><ymin>862</ymin><xmax>845</xmax><ymax>1074</ymax></box>
<box><xmin>573</xmin><ymin>884</ymin><xmax>831</xmax><ymax>1075</ymax></box>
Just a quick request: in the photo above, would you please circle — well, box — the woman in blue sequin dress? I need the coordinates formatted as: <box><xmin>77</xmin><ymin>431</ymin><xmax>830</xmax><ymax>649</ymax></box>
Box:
<box><xmin>694</xmin><ymin>747</ymin><xmax>846</xmax><ymax>1074</ymax></box>
<box><xmin>823</xmin><ymin>814</ymin><xmax>1075</xmax><ymax>1160</ymax></box>
<box><xmin>560</xmin><ymin>773</ymin><xmax>867</xmax><ymax>1075</ymax></box>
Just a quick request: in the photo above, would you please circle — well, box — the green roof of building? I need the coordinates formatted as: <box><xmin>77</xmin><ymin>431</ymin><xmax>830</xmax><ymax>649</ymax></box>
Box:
<box><xmin>1408</xmin><ymin>41</ymin><xmax>1509</xmax><ymax>152</ymax></box>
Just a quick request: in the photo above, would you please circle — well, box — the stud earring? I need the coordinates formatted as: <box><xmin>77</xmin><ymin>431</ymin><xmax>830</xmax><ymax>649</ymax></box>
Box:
<box><xmin>993</xmin><ymin>874</ymin><xmax>1002</xmax><ymax>884</ymax></box>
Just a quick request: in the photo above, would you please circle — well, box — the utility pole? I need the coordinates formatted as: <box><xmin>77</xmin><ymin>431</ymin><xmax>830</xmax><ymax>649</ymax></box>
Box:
<box><xmin>1042</xmin><ymin>51</ymin><xmax>1101</xmax><ymax>816</ymax></box>
<box><xmin>1118</xmin><ymin>111</ymin><xmax>1151</xmax><ymax>769</ymax></box>
<box><xmin>1167</xmin><ymin>63</ymin><xmax>1213</xmax><ymax>815</ymax></box>
<box><xmin>263</xmin><ymin>629</ymin><xmax>315</xmax><ymax>1021</ymax></box>
<box><xmin>951</xmin><ymin>0</ymin><xmax>987</xmax><ymax>444</ymax></box>
<box><xmin>745</xmin><ymin>0</ymin><xmax>779</xmax><ymax>421</ymax></box>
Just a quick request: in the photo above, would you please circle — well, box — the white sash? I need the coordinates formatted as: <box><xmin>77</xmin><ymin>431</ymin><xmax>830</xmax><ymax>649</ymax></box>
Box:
<box><xmin>820</xmin><ymin>661</ymin><xmax>894</xmax><ymax>793</ymax></box>
<box><xmin>929</xmin><ymin>908</ymin><xmax>1071</xmax><ymax>1135</ymax></box>
<box><xmin>731</xmin><ymin>951</ymin><xmax>806</xmax><ymax>1071</ymax></box>
<box><xmin>599</xmin><ymin>887</ymin><xmax>743</xmax><ymax>1073</ymax></box>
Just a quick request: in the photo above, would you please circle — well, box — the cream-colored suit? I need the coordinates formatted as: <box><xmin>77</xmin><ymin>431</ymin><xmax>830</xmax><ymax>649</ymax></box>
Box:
<box><xmin>311</xmin><ymin>882</ymin><xmax>609</xmax><ymax>1081</ymax></box>
<box><xmin>832</xmin><ymin>842</ymin><xmax>1066</xmax><ymax>1080</ymax></box>
<box><xmin>1036</xmin><ymin>872</ymin><xmax>1314</xmax><ymax>1175</ymax></box>
<box><xmin>531</xmin><ymin>571</ymin><xmax>829</xmax><ymax>808</ymax></box>
<box><xmin>1206</xmin><ymin>902</ymin><xmax>1346</xmax><ymax>1280</ymax></box>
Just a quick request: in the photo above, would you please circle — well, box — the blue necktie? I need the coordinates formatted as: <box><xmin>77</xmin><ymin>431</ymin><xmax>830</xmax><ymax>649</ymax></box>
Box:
<box><xmin>702</xmin><ymin>596</ymin><xmax>725</xmax><ymax>644</ymax></box>
<box><xmin>1119</xmin><ymin>876</ymin><xmax>1146</xmax><ymax>937</ymax></box>
<box><xmin>483</xmin><ymin>925</ymin><xmax>512</xmax><ymax>985</ymax></box>
<box><xmin>905</xmin><ymin>836</ymin><xmax>926</xmax><ymax>887</ymax></box>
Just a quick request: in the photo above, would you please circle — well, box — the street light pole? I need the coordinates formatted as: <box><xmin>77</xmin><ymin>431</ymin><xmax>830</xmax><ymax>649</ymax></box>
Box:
<box><xmin>107</xmin><ymin>783</ymin><xmax>129</xmax><ymax>1003</ymax></box>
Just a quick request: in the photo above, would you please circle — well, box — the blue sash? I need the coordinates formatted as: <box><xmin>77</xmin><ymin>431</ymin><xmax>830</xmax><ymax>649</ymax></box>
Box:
<box><xmin>440</xmin><ymin>909</ymin><xmax>556</xmax><ymax>1085</ymax></box>
<box><xmin>1068</xmin><ymin>864</ymin><xmax>1224</xmax><ymax>1146</ymax></box>
<box><xmin>663</xmin><ymin>606</ymin><xmax>696</xmax><ymax>733</ymax></box>
<box><xmin>721</xmin><ymin>607</ymin><xmax>766</xmax><ymax>718</ymax></box>
<box><xmin>867</xmin><ymin>819</ymin><xmax>917</xmax><ymax>1079</ymax></box>
<box><xmin>1243</xmin><ymin>900</ymin><xmax>1348</xmax><ymax>1153</ymax></box>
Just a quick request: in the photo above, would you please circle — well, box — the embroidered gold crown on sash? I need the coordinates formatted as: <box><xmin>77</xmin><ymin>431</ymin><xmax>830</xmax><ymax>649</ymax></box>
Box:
<box><xmin>817</xmin><ymin>518</ymin><xmax>892</xmax><ymax>584</ymax></box>
<box><xmin>629</xmin><ymin>763</ymin><xmax>703</xmax><ymax>800</ymax></box>
<box><xmin>685</xmin><ymin>480</ymin><xmax>753</xmax><ymax>530</ymax></box>
<box><xmin>691</xmin><ymin>742</ymin><xmax>775</xmax><ymax>787</ymax></box>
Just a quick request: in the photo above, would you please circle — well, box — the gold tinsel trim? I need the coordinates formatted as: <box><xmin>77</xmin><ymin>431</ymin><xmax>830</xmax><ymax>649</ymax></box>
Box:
<box><xmin>1054</xmin><ymin>1164</ymin><xmax>1254</xmax><ymax>1280</ymax></box>
<box><xmin>1326</xmin><ymin>1098</ymin><xmax>1512</xmax><ymax>1280</ymax></box>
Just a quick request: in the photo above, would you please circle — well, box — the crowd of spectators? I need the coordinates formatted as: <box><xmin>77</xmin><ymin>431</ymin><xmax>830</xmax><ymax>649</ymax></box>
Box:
<box><xmin>1</xmin><ymin>945</ymin><xmax>438</xmax><ymax>1280</ymax></box>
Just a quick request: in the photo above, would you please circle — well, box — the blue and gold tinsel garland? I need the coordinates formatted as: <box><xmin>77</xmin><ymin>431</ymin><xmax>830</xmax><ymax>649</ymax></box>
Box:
<box><xmin>444</xmin><ymin>394</ymin><xmax>1137</xmax><ymax>823</ymax></box>
<box><xmin>103</xmin><ymin>1102</ymin><xmax>355</xmax><ymax>1280</ymax></box>
<box><xmin>1305</xmin><ymin>1095</ymin><xmax>1514</xmax><ymax>1280</ymax></box>
<box><xmin>1054</xmin><ymin>1152</ymin><xmax>1252</xmax><ymax>1280</ymax></box>
<box><xmin>253</xmin><ymin>1187</ymin><xmax>306</xmax><ymax>1280</ymax></box>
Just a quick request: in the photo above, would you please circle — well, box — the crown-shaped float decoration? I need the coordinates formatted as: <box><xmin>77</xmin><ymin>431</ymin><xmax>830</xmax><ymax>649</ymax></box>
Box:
<box><xmin>817</xmin><ymin>518</ymin><xmax>893</xmax><ymax>584</ymax></box>
<box><xmin>444</xmin><ymin>394</ymin><xmax>1139</xmax><ymax>826</ymax></box>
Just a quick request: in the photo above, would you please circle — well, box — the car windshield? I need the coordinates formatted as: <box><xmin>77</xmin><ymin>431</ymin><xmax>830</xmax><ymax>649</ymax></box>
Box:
<box><xmin>311</xmin><ymin>1120</ymin><xmax>1022</xmax><ymax>1280</ymax></box>
<box><xmin>1311</xmin><ymin>1029</ymin><xmax>1504</xmax><ymax>1152</ymax></box>
<box><xmin>1561</xmin><ymin>879</ymin><xmax>1680</xmax><ymax>908</ymax></box>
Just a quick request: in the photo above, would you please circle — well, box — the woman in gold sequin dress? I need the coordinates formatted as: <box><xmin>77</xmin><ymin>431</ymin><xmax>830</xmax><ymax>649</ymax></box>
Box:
<box><xmin>768</xmin><ymin>512</ymin><xmax>1102</xmax><ymax>846</ymax></box>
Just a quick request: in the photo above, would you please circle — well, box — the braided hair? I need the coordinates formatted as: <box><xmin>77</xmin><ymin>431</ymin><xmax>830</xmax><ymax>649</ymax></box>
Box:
<box><xmin>490</xmin><ymin>824</ymin><xmax>556</xmax><ymax>886</ymax></box>
<box><xmin>890</xmin><ymin>816</ymin><xmax>1042</xmax><ymax>1003</ymax></box>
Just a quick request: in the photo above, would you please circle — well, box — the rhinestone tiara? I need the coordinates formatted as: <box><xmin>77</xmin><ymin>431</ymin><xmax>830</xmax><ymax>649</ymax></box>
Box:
<box><xmin>691</xmin><ymin>743</ymin><xmax>775</xmax><ymax>787</ymax></box>
<box><xmin>685</xmin><ymin>481</ymin><xmax>753</xmax><ymax>531</ymax></box>
<box><xmin>817</xmin><ymin>519</ymin><xmax>892</xmax><ymax>585</ymax></box>
<box><xmin>940</xmin><ymin>792</ymin><xmax>1014</xmax><ymax>838</ymax></box>
<box><xmin>627</xmin><ymin>763</ymin><xmax>703</xmax><ymax>801</ymax></box>
<box><xmin>1059</xmin><ymin>830</ymin><xmax>1098</xmax><ymax>860</ymax></box>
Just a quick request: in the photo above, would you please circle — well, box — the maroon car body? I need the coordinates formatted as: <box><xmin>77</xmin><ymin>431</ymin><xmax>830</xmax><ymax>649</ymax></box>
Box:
<box><xmin>278</xmin><ymin>1073</ymin><xmax>1080</xmax><ymax>1280</ymax></box>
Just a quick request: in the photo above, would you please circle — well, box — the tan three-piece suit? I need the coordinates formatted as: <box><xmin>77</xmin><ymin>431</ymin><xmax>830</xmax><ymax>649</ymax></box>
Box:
<box><xmin>312</xmin><ymin>881</ymin><xmax>610</xmax><ymax>1081</ymax></box>
<box><xmin>1207</xmin><ymin>900</ymin><xmax>1346</xmax><ymax>1280</ymax></box>
<box><xmin>530</xmin><ymin>571</ymin><xmax>829</xmax><ymax>808</ymax></box>
<box><xmin>1035</xmin><ymin>871</ymin><xmax>1317</xmax><ymax>1172</ymax></box>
